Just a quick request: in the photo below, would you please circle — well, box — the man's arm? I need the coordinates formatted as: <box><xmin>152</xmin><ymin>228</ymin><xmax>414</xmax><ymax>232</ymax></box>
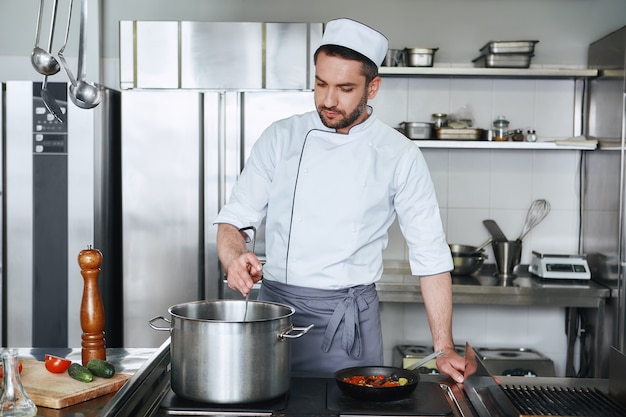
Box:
<box><xmin>419</xmin><ymin>272</ymin><xmax>465</xmax><ymax>382</ymax></box>
<box><xmin>216</xmin><ymin>223</ymin><xmax>263</xmax><ymax>296</ymax></box>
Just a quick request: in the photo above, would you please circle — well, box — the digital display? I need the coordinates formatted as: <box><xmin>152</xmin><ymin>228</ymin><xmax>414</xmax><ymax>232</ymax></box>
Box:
<box><xmin>545</xmin><ymin>263</ymin><xmax>587</xmax><ymax>273</ymax></box>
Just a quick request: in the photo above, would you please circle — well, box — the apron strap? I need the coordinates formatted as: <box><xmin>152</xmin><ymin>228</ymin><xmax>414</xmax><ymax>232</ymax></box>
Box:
<box><xmin>321</xmin><ymin>286</ymin><xmax>371</xmax><ymax>359</ymax></box>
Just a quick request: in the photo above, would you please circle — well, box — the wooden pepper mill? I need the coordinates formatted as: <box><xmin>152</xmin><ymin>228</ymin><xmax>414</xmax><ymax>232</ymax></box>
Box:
<box><xmin>78</xmin><ymin>246</ymin><xmax>107</xmax><ymax>365</ymax></box>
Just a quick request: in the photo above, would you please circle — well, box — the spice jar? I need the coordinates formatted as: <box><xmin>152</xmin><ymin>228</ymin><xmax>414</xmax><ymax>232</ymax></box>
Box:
<box><xmin>512</xmin><ymin>129</ymin><xmax>524</xmax><ymax>142</ymax></box>
<box><xmin>526</xmin><ymin>129</ymin><xmax>537</xmax><ymax>142</ymax></box>
<box><xmin>431</xmin><ymin>113</ymin><xmax>448</xmax><ymax>128</ymax></box>
<box><xmin>492</xmin><ymin>116</ymin><xmax>509</xmax><ymax>142</ymax></box>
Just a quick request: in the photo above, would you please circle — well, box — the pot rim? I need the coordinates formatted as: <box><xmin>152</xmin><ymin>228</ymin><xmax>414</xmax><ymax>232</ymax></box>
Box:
<box><xmin>167</xmin><ymin>299</ymin><xmax>295</xmax><ymax>323</ymax></box>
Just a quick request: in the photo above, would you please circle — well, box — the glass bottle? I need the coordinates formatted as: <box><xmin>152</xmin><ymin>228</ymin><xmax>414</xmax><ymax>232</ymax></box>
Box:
<box><xmin>492</xmin><ymin>116</ymin><xmax>509</xmax><ymax>141</ymax></box>
<box><xmin>0</xmin><ymin>349</ymin><xmax>37</xmax><ymax>417</ymax></box>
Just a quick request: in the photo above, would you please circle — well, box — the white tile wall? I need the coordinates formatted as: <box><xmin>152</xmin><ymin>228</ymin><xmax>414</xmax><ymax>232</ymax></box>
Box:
<box><xmin>373</xmin><ymin>75</ymin><xmax>583</xmax><ymax>376</ymax></box>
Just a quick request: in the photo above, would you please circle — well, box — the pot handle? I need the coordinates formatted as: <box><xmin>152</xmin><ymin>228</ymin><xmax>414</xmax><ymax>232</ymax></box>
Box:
<box><xmin>148</xmin><ymin>315</ymin><xmax>171</xmax><ymax>331</ymax></box>
<box><xmin>279</xmin><ymin>324</ymin><xmax>314</xmax><ymax>340</ymax></box>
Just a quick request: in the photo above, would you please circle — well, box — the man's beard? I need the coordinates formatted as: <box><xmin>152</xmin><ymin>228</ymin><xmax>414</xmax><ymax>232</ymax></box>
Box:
<box><xmin>317</xmin><ymin>93</ymin><xmax>368</xmax><ymax>130</ymax></box>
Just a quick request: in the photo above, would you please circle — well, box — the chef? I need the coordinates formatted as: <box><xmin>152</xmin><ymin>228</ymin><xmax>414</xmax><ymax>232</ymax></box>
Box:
<box><xmin>214</xmin><ymin>17</ymin><xmax>465</xmax><ymax>382</ymax></box>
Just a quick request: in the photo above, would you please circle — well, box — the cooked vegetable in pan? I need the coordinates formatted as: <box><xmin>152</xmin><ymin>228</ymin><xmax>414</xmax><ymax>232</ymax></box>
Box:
<box><xmin>342</xmin><ymin>374</ymin><xmax>409</xmax><ymax>387</ymax></box>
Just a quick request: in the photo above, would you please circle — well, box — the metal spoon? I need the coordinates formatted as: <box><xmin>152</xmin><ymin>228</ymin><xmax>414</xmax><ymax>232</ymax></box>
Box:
<box><xmin>70</xmin><ymin>0</ymin><xmax>102</xmax><ymax>109</ymax></box>
<box><xmin>405</xmin><ymin>349</ymin><xmax>445</xmax><ymax>371</ymax></box>
<box><xmin>31</xmin><ymin>0</ymin><xmax>60</xmax><ymax>76</ymax></box>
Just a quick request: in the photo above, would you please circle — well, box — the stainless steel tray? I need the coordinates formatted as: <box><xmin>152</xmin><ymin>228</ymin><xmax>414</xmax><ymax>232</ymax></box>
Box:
<box><xmin>436</xmin><ymin>127</ymin><xmax>483</xmax><ymax>140</ymax></box>
<box><xmin>479</xmin><ymin>40</ymin><xmax>539</xmax><ymax>55</ymax></box>
<box><xmin>473</xmin><ymin>54</ymin><xmax>534</xmax><ymax>69</ymax></box>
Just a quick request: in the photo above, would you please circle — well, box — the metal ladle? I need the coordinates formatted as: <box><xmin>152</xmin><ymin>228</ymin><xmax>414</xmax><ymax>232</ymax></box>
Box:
<box><xmin>58</xmin><ymin>0</ymin><xmax>77</xmax><ymax>88</ymax></box>
<box><xmin>30</xmin><ymin>0</ymin><xmax>60</xmax><ymax>76</ymax></box>
<box><xmin>238</xmin><ymin>226</ymin><xmax>257</xmax><ymax>321</ymax></box>
<box><xmin>40</xmin><ymin>0</ymin><xmax>65</xmax><ymax>123</ymax></box>
<box><xmin>69</xmin><ymin>0</ymin><xmax>102</xmax><ymax>109</ymax></box>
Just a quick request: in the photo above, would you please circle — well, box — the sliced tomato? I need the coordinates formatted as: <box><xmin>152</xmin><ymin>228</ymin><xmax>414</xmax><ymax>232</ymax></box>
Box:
<box><xmin>44</xmin><ymin>354</ymin><xmax>72</xmax><ymax>373</ymax></box>
<box><xmin>0</xmin><ymin>361</ymin><xmax>22</xmax><ymax>378</ymax></box>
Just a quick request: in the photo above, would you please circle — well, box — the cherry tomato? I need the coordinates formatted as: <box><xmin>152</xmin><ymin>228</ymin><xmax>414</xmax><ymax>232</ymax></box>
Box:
<box><xmin>44</xmin><ymin>354</ymin><xmax>72</xmax><ymax>373</ymax></box>
<box><xmin>0</xmin><ymin>361</ymin><xmax>22</xmax><ymax>378</ymax></box>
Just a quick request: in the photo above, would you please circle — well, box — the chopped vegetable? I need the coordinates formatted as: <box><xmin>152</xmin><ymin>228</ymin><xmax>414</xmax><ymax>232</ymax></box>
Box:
<box><xmin>342</xmin><ymin>374</ymin><xmax>409</xmax><ymax>387</ymax></box>
<box><xmin>44</xmin><ymin>354</ymin><xmax>72</xmax><ymax>373</ymax></box>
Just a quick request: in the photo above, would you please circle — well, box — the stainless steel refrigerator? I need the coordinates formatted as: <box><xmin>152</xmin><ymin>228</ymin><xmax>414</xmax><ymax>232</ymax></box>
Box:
<box><xmin>2</xmin><ymin>81</ymin><xmax>96</xmax><ymax>348</ymax></box>
<box><xmin>108</xmin><ymin>89</ymin><xmax>314</xmax><ymax>348</ymax></box>
<box><xmin>583</xmin><ymin>25</ymin><xmax>626</xmax><ymax>375</ymax></box>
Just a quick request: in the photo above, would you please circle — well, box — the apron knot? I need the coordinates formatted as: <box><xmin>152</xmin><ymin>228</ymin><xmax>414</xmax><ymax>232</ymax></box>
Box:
<box><xmin>321</xmin><ymin>285</ymin><xmax>372</xmax><ymax>359</ymax></box>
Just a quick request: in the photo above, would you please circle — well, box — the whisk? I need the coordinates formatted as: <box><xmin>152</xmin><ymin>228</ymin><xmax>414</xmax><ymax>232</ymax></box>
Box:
<box><xmin>517</xmin><ymin>199</ymin><xmax>551</xmax><ymax>242</ymax></box>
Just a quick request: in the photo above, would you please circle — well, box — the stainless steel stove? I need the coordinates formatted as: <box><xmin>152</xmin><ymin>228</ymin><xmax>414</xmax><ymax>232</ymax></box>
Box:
<box><xmin>98</xmin><ymin>340</ymin><xmax>626</xmax><ymax>417</ymax></box>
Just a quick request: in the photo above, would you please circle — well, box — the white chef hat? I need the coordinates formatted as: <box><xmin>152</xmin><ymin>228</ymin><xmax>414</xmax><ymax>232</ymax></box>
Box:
<box><xmin>320</xmin><ymin>18</ymin><xmax>389</xmax><ymax>67</ymax></box>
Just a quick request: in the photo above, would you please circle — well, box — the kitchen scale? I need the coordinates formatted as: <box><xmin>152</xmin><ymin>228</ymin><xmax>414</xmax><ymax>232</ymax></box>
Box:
<box><xmin>529</xmin><ymin>251</ymin><xmax>591</xmax><ymax>280</ymax></box>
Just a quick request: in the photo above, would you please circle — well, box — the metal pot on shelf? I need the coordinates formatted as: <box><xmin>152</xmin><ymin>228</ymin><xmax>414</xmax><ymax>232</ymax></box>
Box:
<box><xmin>449</xmin><ymin>240</ymin><xmax>490</xmax><ymax>276</ymax></box>
<box><xmin>149</xmin><ymin>299</ymin><xmax>312</xmax><ymax>403</ymax></box>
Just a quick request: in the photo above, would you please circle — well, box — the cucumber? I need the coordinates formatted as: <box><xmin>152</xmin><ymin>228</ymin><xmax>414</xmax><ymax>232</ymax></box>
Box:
<box><xmin>86</xmin><ymin>359</ymin><xmax>116</xmax><ymax>378</ymax></box>
<box><xmin>68</xmin><ymin>363</ymin><xmax>93</xmax><ymax>382</ymax></box>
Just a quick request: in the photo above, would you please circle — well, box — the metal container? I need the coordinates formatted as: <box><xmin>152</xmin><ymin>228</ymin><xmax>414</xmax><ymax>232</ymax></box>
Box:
<box><xmin>404</xmin><ymin>48</ymin><xmax>438</xmax><ymax>67</ymax></box>
<box><xmin>473</xmin><ymin>54</ymin><xmax>534</xmax><ymax>68</ymax></box>
<box><xmin>436</xmin><ymin>128</ymin><xmax>483</xmax><ymax>140</ymax></box>
<box><xmin>399</xmin><ymin>121</ymin><xmax>433</xmax><ymax>139</ymax></box>
<box><xmin>149</xmin><ymin>300</ymin><xmax>312</xmax><ymax>403</ymax></box>
<box><xmin>479</xmin><ymin>40</ymin><xmax>539</xmax><ymax>55</ymax></box>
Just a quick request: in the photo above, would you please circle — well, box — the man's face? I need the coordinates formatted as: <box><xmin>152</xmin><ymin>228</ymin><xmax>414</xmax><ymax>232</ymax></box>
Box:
<box><xmin>314</xmin><ymin>51</ymin><xmax>381</xmax><ymax>134</ymax></box>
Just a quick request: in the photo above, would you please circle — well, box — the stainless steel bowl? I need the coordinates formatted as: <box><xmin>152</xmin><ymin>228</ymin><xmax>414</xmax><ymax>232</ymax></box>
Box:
<box><xmin>449</xmin><ymin>244</ymin><xmax>486</xmax><ymax>276</ymax></box>
<box><xmin>451</xmin><ymin>254</ymin><xmax>484</xmax><ymax>276</ymax></box>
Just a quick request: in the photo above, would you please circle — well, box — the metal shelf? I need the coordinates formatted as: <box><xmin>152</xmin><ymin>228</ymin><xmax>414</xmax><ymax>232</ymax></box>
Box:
<box><xmin>379</xmin><ymin>66</ymin><xmax>598</xmax><ymax>79</ymax></box>
<box><xmin>410</xmin><ymin>139</ymin><xmax>597</xmax><ymax>150</ymax></box>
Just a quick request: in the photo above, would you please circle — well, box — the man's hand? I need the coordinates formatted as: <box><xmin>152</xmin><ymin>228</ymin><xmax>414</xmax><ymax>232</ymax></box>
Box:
<box><xmin>435</xmin><ymin>349</ymin><xmax>465</xmax><ymax>383</ymax></box>
<box><xmin>226</xmin><ymin>252</ymin><xmax>263</xmax><ymax>296</ymax></box>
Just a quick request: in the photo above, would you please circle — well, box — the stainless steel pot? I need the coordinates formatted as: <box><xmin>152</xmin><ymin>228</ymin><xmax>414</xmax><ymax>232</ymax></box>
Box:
<box><xmin>399</xmin><ymin>121</ymin><xmax>433</xmax><ymax>139</ymax></box>
<box><xmin>149</xmin><ymin>299</ymin><xmax>312</xmax><ymax>403</ymax></box>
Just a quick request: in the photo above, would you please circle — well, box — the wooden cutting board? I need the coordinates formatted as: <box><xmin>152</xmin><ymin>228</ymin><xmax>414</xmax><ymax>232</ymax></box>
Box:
<box><xmin>9</xmin><ymin>359</ymin><xmax>131</xmax><ymax>409</ymax></box>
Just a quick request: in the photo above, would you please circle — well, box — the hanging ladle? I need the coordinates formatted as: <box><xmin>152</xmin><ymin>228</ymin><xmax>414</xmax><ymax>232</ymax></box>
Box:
<box><xmin>58</xmin><ymin>0</ymin><xmax>77</xmax><ymax>88</ymax></box>
<box><xmin>31</xmin><ymin>0</ymin><xmax>60</xmax><ymax>76</ymax></box>
<box><xmin>40</xmin><ymin>0</ymin><xmax>65</xmax><ymax>123</ymax></box>
<box><xmin>69</xmin><ymin>0</ymin><xmax>102</xmax><ymax>109</ymax></box>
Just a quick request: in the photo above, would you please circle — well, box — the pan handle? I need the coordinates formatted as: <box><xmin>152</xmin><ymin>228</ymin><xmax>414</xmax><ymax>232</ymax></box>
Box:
<box><xmin>148</xmin><ymin>315</ymin><xmax>171</xmax><ymax>331</ymax></box>
<box><xmin>279</xmin><ymin>324</ymin><xmax>314</xmax><ymax>340</ymax></box>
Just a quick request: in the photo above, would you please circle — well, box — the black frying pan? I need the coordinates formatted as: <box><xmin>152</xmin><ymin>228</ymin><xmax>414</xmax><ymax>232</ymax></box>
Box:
<box><xmin>334</xmin><ymin>365</ymin><xmax>420</xmax><ymax>402</ymax></box>
<box><xmin>333</xmin><ymin>349</ymin><xmax>444</xmax><ymax>402</ymax></box>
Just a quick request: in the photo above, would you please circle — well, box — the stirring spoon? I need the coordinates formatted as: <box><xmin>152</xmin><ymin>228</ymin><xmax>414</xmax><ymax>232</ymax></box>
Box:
<box><xmin>31</xmin><ymin>0</ymin><xmax>60</xmax><ymax>76</ymax></box>
<box><xmin>239</xmin><ymin>226</ymin><xmax>257</xmax><ymax>321</ymax></box>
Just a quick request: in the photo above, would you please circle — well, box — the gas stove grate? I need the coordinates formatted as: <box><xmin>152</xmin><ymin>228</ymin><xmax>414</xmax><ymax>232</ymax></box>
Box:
<box><xmin>502</xmin><ymin>384</ymin><xmax>626</xmax><ymax>417</ymax></box>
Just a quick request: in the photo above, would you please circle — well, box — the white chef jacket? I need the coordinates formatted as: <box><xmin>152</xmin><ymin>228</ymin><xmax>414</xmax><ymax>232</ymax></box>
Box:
<box><xmin>214</xmin><ymin>108</ymin><xmax>453</xmax><ymax>289</ymax></box>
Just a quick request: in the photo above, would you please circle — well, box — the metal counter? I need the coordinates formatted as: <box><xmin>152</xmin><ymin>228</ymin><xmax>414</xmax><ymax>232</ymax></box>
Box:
<box><xmin>377</xmin><ymin>262</ymin><xmax>610</xmax><ymax>306</ymax></box>
<box><xmin>377</xmin><ymin>262</ymin><xmax>612</xmax><ymax>377</ymax></box>
<box><xmin>12</xmin><ymin>347</ymin><xmax>157</xmax><ymax>417</ymax></box>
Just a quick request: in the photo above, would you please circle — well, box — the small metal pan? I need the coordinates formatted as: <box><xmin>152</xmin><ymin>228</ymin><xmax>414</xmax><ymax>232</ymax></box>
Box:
<box><xmin>334</xmin><ymin>366</ymin><xmax>420</xmax><ymax>402</ymax></box>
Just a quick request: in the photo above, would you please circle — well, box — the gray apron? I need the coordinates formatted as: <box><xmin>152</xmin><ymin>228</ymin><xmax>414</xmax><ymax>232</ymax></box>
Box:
<box><xmin>259</xmin><ymin>280</ymin><xmax>383</xmax><ymax>374</ymax></box>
